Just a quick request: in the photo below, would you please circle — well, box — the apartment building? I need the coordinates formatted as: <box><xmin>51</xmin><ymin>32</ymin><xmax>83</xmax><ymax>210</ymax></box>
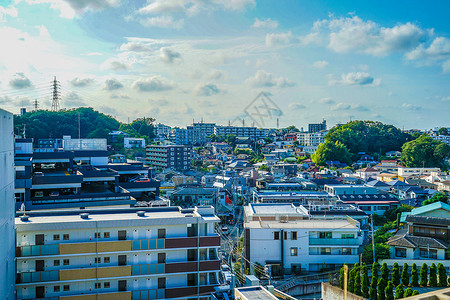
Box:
<box><xmin>243</xmin><ymin>203</ymin><xmax>362</xmax><ymax>275</ymax></box>
<box><xmin>155</xmin><ymin>123</ymin><xmax>171</xmax><ymax>139</ymax></box>
<box><xmin>0</xmin><ymin>109</ymin><xmax>15</xmax><ymax>299</ymax></box>
<box><xmin>146</xmin><ymin>145</ymin><xmax>191</xmax><ymax>170</ymax></box>
<box><xmin>214</xmin><ymin>126</ymin><xmax>268</xmax><ymax>140</ymax></box>
<box><xmin>296</xmin><ymin>131</ymin><xmax>326</xmax><ymax>147</ymax></box>
<box><xmin>124</xmin><ymin>138</ymin><xmax>146</xmax><ymax>149</ymax></box>
<box><xmin>15</xmin><ymin>206</ymin><xmax>221</xmax><ymax>300</ymax></box>
<box><xmin>308</xmin><ymin>120</ymin><xmax>326</xmax><ymax>133</ymax></box>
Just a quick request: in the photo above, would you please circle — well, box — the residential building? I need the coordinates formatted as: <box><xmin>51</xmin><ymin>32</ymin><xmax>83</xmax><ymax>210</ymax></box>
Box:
<box><xmin>124</xmin><ymin>137</ymin><xmax>146</xmax><ymax>149</ymax></box>
<box><xmin>296</xmin><ymin>131</ymin><xmax>326</xmax><ymax>147</ymax></box>
<box><xmin>15</xmin><ymin>206</ymin><xmax>221</xmax><ymax>299</ymax></box>
<box><xmin>323</xmin><ymin>185</ymin><xmax>379</xmax><ymax>196</ymax></box>
<box><xmin>398</xmin><ymin>167</ymin><xmax>441</xmax><ymax>179</ymax></box>
<box><xmin>431</xmin><ymin>135</ymin><xmax>450</xmax><ymax>145</ymax></box>
<box><xmin>373</xmin><ymin>160</ymin><xmax>400</xmax><ymax>173</ymax></box>
<box><xmin>146</xmin><ymin>145</ymin><xmax>191</xmax><ymax>170</ymax></box>
<box><xmin>251</xmin><ymin>190</ymin><xmax>333</xmax><ymax>204</ymax></box>
<box><xmin>213</xmin><ymin>126</ymin><xmax>268</xmax><ymax>140</ymax></box>
<box><xmin>244</xmin><ymin>203</ymin><xmax>362</xmax><ymax>275</ymax></box>
<box><xmin>171</xmin><ymin>187</ymin><xmax>216</xmax><ymax>207</ymax></box>
<box><xmin>355</xmin><ymin>167</ymin><xmax>380</xmax><ymax>180</ymax></box>
<box><xmin>308</xmin><ymin>120</ymin><xmax>326</xmax><ymax>133</ymax></box>
<box><xmin>155</xmin><ymin>123</ymin><xmax>171</xmax><ymax>139</ymax></box>
<box><xmin>0</xmin><ymin>109</ymin><xmax>15</xmax><ymax>299</ymax></box>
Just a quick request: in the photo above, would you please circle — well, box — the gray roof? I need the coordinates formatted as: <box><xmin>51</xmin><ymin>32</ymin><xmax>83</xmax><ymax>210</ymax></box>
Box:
<box><xmin>388</xmin><ymin>229</ymin><xmax>448</xmax><ymax>249</ymax></box>
<box><xmin>172</xmin><ymin>187</ymin><xmax>215</xmax><ymax>196</ymax></box>
<box><xmin>406</xmin><ymin>215</ymin><xmax>450</xmax><ymax>226</ymax></box>
<box><xmin>366</xmin><ymin>180</ymin><xmax>389</xmax><ymax>187</ymax></box>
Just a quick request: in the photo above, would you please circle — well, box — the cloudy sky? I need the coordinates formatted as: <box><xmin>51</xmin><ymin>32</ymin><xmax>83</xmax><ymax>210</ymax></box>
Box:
<box><xmin>1</xmin><ymin>0</ymin><xmax>449</xmax><ymax>129</ymax></box>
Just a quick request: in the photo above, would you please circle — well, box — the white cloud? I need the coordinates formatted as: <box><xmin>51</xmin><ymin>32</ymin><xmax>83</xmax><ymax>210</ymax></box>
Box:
<box><xmin>318</xmin><ymin>97</ymin><xmax>335</xmax><ymax>104</ymax></box>
<box><xmin>406</xmin><ymin>37</ymin><xmax>450</xmax><ymax>72</ymax></box>
<box><xmin>160</xmin><ymin>47</ymin><xmax>181</xmax><ymax>63</ymax></box>
<box><xmin>245</xmin><ymin>70</ymin><xmax>295</xmax><ymax>88</ymax></box>
<box><xmin>70</xmin><ymin>77</ymin><xmax>94</xmax><ymax>87</ymax></box>
<box><xmin>64</xmin><ymin>91</ymin><xmax>86</xmax><ymax>107</ymax></box>
<box><xmin>194</xmin><ymin>83</ymin><xmax>221</xmax><ymax>96</ymax></box>
<box><xmin>206</xmin><ymin>70</ymin><xmax>224</xmax><ymax>81</ymax></box>
<box><xmin>103</xmin><ymin>78</ymin><xmax>124</xmax><ymax>91</ymax></box>
<box><xmin>402</xmin><ymin>103</ymin><xmax>421</xmax><ymax>111</ymax></box>
<box><xmin>265</xmin><ymin>32</ymin><xmax>294</xmax><ymax>47</ymax></box>
<box><xmin>331</xmin><ymin>102</ymin><xmax>351</xmax><ymax>111</ymax></box>
<box><xmin>139</xmin><ymin>16</ymin><xmax>184</xmax><ymax>29</ymax></box>
<box><xmin>0</xmin><ymin>5</ymin><xmax>18</xmax><ymax>22</ymax></box>
<box><xmin>9</xmin><ymin>73</ymin><xmax>32</xmax><ymax>89</ymax></box>
<box><xmin>132</xmin><ymin>76</ymin><xmax>174</xmax><ymax>92</ymax></box>
<box><xmin>100</xmin><ymin>58</ymin><xmax>129</xmax><ymax>71</ymax></box>
<box><xmin>441</xmin><ymin>96</ymin><xmax>450</xmax><ymax>102</ymax></box>
<box><xmin>329</xmin><ymin>72</ymin><xmax>380</xmax><ymax>86</ymax></box>
<box><xmin>313</xmin><ymin>60</ymin><xmax>329</xmax><ymax>69</ymax></box>
<box><xmin>252</xmin><ymin>18</ymin><xmax>278</xmax><ymax>30</ymax></box>
<box><xmin>288</xmin><ymin>102</ymin><xmax>306</xmax><ymax>110</ymax></box>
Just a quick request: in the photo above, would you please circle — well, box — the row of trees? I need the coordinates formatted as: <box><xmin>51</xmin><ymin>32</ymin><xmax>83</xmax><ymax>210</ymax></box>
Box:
<box><xmin>340</xmin><ymin>262</ymin><xmax>450</xmax><ymax>299</ymax></box>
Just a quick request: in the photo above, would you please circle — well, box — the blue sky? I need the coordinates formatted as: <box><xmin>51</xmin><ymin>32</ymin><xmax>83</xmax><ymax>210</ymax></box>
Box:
<box><xmin>0</xmin><ymin>0</ymin><xmax>449</xmax><ymax>130</ymax></box>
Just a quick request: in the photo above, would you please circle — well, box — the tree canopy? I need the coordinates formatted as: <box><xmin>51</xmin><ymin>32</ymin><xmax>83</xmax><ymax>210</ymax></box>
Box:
<box><xmin>401</xmin><ymin>134</ymin><xmax>450</xmax><ymax>168</ymax></box>
<box><xmin>324</xmin><ymin>120</ymin><xmax>410</xmax><ymax>160</ymax></box>
<box><xmin>438</xmin><ymin>127</ymin><xmax>449</xmax><ymax>136</ymax></box>
<box><xmin>311</xmin><ymin>140</ymin><xmax>352</xmax><ymax>166</ymax></box>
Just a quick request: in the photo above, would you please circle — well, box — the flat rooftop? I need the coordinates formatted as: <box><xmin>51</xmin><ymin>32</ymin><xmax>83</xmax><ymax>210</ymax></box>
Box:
<box><xmin>245</xmin><ymin>219</ymin><xmax>358</xmax><ymax>230</ymax></box>
<box><xmin>235</xmin><ymin>286</ymin><xmax>278</xmax><ymax>300</ymax></box>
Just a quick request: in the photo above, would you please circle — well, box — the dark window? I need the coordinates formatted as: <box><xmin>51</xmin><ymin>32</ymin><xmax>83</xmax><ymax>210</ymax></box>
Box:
<box><xmin>320</xmin><ymin>248</ymin><xmax>331</xmax><ymax>255</ymax></box>
<box><xmin>104</xmin><ymin>257</ymin><xmax>110</xmax><ymax>263</ymax></box>
<box><xmin>187</xmin><ymin>249</ymin><xmax>197</xmax><ymax>261</ymax></box>
<box><xmin>158</xmin><ymin>277</ymin><xmax>166</xmax><ymax>289</ymax></box>
<box><xmin>36</xmin><ymin>286</ymin><xmax>45</xmax><ymax>298</ymax></box>
<box><xmin>94</xmin><ymin>283</ymin><xmax>101</xmax><ymax>289</ymax></box>
<box><xmin>94</xmin><ymin>257</ymin><xmax>101</xmax><ymax>264</ymax></box>
<box><xmin>283</xmin><ymin>231</ymin><xmax>287</xmax><ymax>240</ymax></box>
<box><xmin>158</xmin><ymin>253</ymin><xmax>166</xmax><ymax>264</ymax></box>
<box><xmin>118</xmin><ymin>255</ymin><xmax>127</xmax><ymax>266</ymax></box>
<box><xmin>54</xmin><ymin>260</ymin><xmax>60</xmax><ymax>266</ymax></box>
<box><xmin>319</xmin><ymin>232</ymin><xmax>332</xmax><ymax>239</ymax></box>
<box><xmin>395</xmin><ymin>248</ymin><xmax>406</xmax><ymax>258</ymax></box>
<box><xmin>63</xmin><ymin>285</ymin><xmax>70</xmax><ymax>291</ymax></box>
<box><xmin>291</xmin><ymin>231</ymin><xmax>297</xmax><ymax>240</ymax></box>
<box><xmin>104</xmin><ymin>282</ymin><xmax>110</xmax><ymax>288</ymax></box>
<box><xmin>63</xmin><ymin>259</ymin><xmax>69</xmax><ymax>266</ymax></box>
<box><xmin>36</xmin><ymin>260</ymin><xmax>44</xmax><ymax>272</ymax></box>
<box><xmin>35</xmin><ymin>234</ymin><xmax>44</xmax><ymax>245</ymax></box>
<box><xmin>187</xmin><ymin>273</ymin><xmax>197</xmax><ymax>286</ymax></box>
<box><xmin>53</xmin><ymin>286</ymin><xmax>60</xmax><ymax>292</ymax></box>
<box><xmin>273</xmin><ymin>231</ymin><xmax>280</xmax><ymax>240</ymax></box>
<box><xmin>104</xmin><ymin>232</ymin><xmax>110</xmax><ymax>238</ymax></box>
<box><xmin>53</xmin><ymin>234</ymin><xmax>60</xmax><ymax>241</ymax></box>
<box><xmin>94</xmin><ymin>232</ymin><xmax>100</xmax><ymax>238</ymax></box>
<box><xmin>187</xmin><ymin>224</ymin><xmax>198</xmax><ymax>237</ymax></box>
<box><xmin>158</xmin><ymin>228</ymin><xmax>166</xmax><ymax>239</ymax></box>
<box><xmin>290</xmin><ymin>248</ymin><xmax>298</xmax><ymax>256</ymax></box>
<box><xmin>118</xmin><ymin>230</ymin><xmax>126</xmax><ymax>240</ymax></box>
<box><xmin>118</xmin><ymin>280</ymin><xmax>126</xmax><ymax>292</ymax></box>
<box><xmin>63</xmin><ymin>234</ymin><xmax>69</xmax><ymax>240</ymax></box>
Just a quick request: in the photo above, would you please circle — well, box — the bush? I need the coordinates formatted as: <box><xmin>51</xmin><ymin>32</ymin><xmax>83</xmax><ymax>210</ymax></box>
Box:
<box><xmin>371</xmin><ymin>262</ymin><xmax>380</xmax><ymax>300</ymax></box>
<box><xmin>401</xmin><ymin>263</ymin><xmax>409</xmax><ymax>286</ymax></box>
<box><xmin>362</xmin><ymin>263</ymin><xmax>370</xmax><ymax>298</ymax></box>
<box><xmin>378</xmin><ymin>278</ymin><xmax>387</xmax><ymax>300</ymax></box>
<box><xmin>412</xmin><ymin>290</ymin><xmax>419</xmax><ymax>296</ymax></box>
<box><xmin>404</xmin><ymin>288</ymin><xmax>413</xmax><ymax>297</ymax></box>
<box><xmin>420</xmin><ymin>263</ymin><xmax>428</xmax><ymax>286</ymax></box>
<box><xmin>381</xmin><ymin>263</ymin><xmax>390</xmax><ymax>282</ymax></box>
<box><xmin>340</xmin><ymin>264</ymin><xmax>346</xmax><ymax>289</ymax></box>
<box><xmin>438</xmin><ymin>263</ymin><xmax>447</xmax><ymax>287</ymax></box>
<box><xmin>411</xmin><ymin>263</ymin><xmax>419</xmax><ymax>286</ymax></box>
<box><xmin>394</xmin><ymin>284</ymin><xmax>404</xmax><ymax>299</ymax></box>
<box><xmin>392</xmin><ymin>262</ymin><xmax>400</xmax><ymax>286</ymax></box>
<box><xmin>385</xmin><ymin>281</ymin><xmax>394</xmax><ymax>300</ymax></box>
<box><xmin>354</xmin><ymin>265</ymin><xmax>362</xmax><ymax>296</ymax></box>
<box><xmin>429</xmin><ymin>263</ymin><xmax>437</xmax><ymax>287</ymax></box>
<box><xmin>348</xmin><ymin>267</ymin><xmax>355</xmax><ymax>294</ymax></box>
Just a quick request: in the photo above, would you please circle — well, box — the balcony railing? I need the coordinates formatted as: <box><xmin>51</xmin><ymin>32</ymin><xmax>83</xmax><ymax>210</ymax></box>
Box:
<box><xmin>309</xmin><ymin>238</ymin><xmax>359</xmax><ymax>245</ymax></box>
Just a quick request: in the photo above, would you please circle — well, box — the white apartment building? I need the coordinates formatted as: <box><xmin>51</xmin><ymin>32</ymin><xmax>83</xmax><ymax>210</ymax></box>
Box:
<box><xmin>124</xmin><ymin>137</ymin><xmax>146</xmax><ymax>149</ymax></box>
<box><xmin>398</xmin><ymin>167</ymin><xmax>441</xmax><ymax>178</ymax></box>
<box><xmin>213</xmin><ymin>126</ymin><xmax>269</xmax><ymax>140</ymax></box>
<box><xmin>15</xmin><ymin>206</ymin><xmax>220</xmax><ymax>300</ymax></box>
<box><xmin>243</xmin><ymin>204</ymin><xmax>362</xmax><ymax>275</ymax></box>
<box><xmin>0</xmin><ymin>109</ymin><xmax>15</xmax><ymax>299</ymax></box>
<box><xmin>296</xmin><ymin>131</ymin><xmax>327</xmax><ymax>147</ymax></box>
<box><xmin>155</xmin><ymin>123</ymin><xmax>171</xmax><ymax>138</ymax></box>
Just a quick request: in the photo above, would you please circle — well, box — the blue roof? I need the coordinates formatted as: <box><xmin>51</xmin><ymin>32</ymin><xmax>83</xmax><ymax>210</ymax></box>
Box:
<box><xmin>400</xmin><ymin>201</ymin><xmax>450</xmax><ymax>222</ymax></box>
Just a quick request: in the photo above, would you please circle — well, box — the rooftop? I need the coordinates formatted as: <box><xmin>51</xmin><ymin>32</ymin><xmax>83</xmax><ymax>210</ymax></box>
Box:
<box><xmin>245</xmin><ymin>218</ymin><xmax>358</xmax><ymax>230</ymax></box>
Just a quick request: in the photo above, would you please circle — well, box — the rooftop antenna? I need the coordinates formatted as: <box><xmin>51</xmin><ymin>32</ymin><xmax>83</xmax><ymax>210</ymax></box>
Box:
<box><xmin>51</xmin><ymin>76</ymin><xmax>61</xmax><ymax>111</ymax></box>
<box><xmin>228</xmin><ymin>120</ymin><xmax>231</xmax><ymax>126</ymax></box>
<box><xmin>277</xmin><ymin>118</ymin><xmax>279</xmax><ymax>129</ymax></box>
<box><xmin>33</xmin><ymin>99</ymin><xmax>39</xmax><ymax>111</ymax></box>
<box><xmin>242</xmin><ymin>119</ymin><xmax>245</xmax><ymax>127</ymax></box>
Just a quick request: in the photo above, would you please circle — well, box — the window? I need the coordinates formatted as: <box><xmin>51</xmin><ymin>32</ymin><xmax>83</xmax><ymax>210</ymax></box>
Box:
<box><xmin>54</xmin><ymin>286</ymin><xmax>60</xmax><ymax>292</ymax></box>
<box><xmin>319</xmin><ymin>232</ymin><xmax>332</xmax><ymax>239</ymax></box>
<box><xmin>63</xmin><ymin>259</ymin><xmax>69</xmax><ymax>266</ymax></box>
<box><xmin>158</xmin><ymin>277</ymin><xmax>166</xmax><ymax>289</ymax></box>
<box><xmin>341</xmin><ymin>234</ymin><xmax>355</xmax><ymax>239</ymax></box>
<box><xmin>63</xmin><ymin>285</ymin><xmax>70</xmax><ymax>291</ymax></box>
<box><xmin>104</xmin><ymin>232</ymin><xmax>110</xmax><ymax>238</ymax></box>
<box><xmin>104</xmin><ymin>257</ymin><xmax>110</xmax><ymax>263</ymax></box>
<box><xmin>320</xmin><ymin>248</ymin><xmax>331</xmax><ymax>255</ymax></box>
<box><xmin>273</xmin><ymin>231</ymin><xmax>280</xmax><ymax>240</ymax></box>
<box><xmin>291</xmin><ymin>231</ymin><xmax>297</xmax><ymax>240</ymax></box>
<box><xmin>104</xmin><ymin>282</ymin><xmax>110</xmax><ymax>288</ymax></box>
<box><xmin>187</xmin><ymin>273</ymin><xmax>197</xmax><ymax>286</ymax></box>
<box><xmin>53</xmin><ymin>234</ymin><xmax>60</xmax><ymax>241</ymax></box>
<box><xmin>342</xmin><ymin>248</ymin><xmax>352</xmax><ymax>255</ymax></box>
<box><xmin>188</xmin><ymin>249</ymin><xmax>197</xmax><ymax>261</ymax></box>
<box><xmin>63</xmin><ymin>234</ymin><xmax>69</xmax><ymax>240</ymax></box>
<box><xmin>290</xmin><ymin>247</ymin><xmax>298</xmax><ymax>256</ymax></box>
<box><xmin>54</xmin><ymin>260</ymin><xmax>60</xmax><ymax>266</ymax></box>
<box><xmin>94</xmin><ymin>283</ymin><xmax>101</xmax><ymax>289</ymax></box>
<box><xmin>158</xmin><ymin>228</ymin><xmax>166</xmax><ymax>239</ymax></box>
<box><xmin>95</xmin><ymin>257</ymin><xmax>101</xmax><ymax>263</ymax></box>
<box><xmin>283</xmin><ymin>231</ymin><xmax>287</xmax><ymax>240</ymax></box>
<box><xmin>395</xmin><ymin>248</ymin><xmax>406</xmax><ymax>258</ymax></box>
<box><xmin>94</xmin><ymin>232</ymin><xmax>100</xmax><ymax>238</ymax></box>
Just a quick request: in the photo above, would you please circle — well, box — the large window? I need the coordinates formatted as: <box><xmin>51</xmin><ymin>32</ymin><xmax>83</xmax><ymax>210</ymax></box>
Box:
<box><xmin>395</xmin><ymin>248</ymin><xmax>406</xmax><ymax>258</ymax></box>
<box><xmin>273</xmin><ymin>231</ymin><xmax>280</xmax><ymax>240</ymax></box>
<box><xmin>319</xmin><ymin>232</ymin><xmax>332</xmax><ymax>239</ymax></box>
<box><xmin>291</xmin><ymin>231</ymin><xmax>297</xmax><ymax>240</ymax></box>
<box><xmin>341</xmin><ymin>234</ymin><xmax>355</xmax><ymax>239</ymax></box>
<box><xmin>290</xmin><ymin>247</ymin><xmax>298</xmax><ymax>256</ymax></box>
<box><xmin>320</xmin><ymin>248</ymin><xmax>331</xmax><ymax>255</ymax></box>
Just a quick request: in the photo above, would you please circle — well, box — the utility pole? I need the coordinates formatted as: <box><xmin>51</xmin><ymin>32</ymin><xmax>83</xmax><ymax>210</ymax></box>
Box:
<box><xmin>51</xmin><ymin>76</ymin><xmax>61</xmax><ymax>111</ymax></box>
<box><xmin>344</xmin><ymin>264</ymin><xmax>348</xmax><ymax>300</ymax></box>
<box><xmin>371</xmin><ymin>214</ymin><xmax>376</xmax><ymax>264</ymax></box>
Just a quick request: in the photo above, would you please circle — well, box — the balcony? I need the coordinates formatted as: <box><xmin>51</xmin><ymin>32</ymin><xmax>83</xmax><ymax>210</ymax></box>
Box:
<box><xmin>32</xmin><ymin>174</ymin><xmax>83</xmax><ymax>186</ymax></box>
<box><xmin>309</xmin><ymin>238</ymin><xmax>359</xmax><ymax>245</ymax></box>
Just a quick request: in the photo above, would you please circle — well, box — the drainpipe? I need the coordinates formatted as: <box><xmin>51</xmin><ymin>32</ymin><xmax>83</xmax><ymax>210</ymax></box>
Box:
<box><xmin>281</xmin><ymin>229</ymin><xmax>284</xmax><ymax>276</ymax></box>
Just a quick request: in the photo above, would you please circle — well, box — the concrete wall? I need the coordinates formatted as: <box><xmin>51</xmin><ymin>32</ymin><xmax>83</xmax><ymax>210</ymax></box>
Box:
<box><xmin>321</xmin><ymin>282</ymin><xmax>364</xmax><ymax>300</ymax></box>
<box><xmin>0</xmin><ymin>109</ymin><xmax>15</xmax><ymax>299</ymax></box>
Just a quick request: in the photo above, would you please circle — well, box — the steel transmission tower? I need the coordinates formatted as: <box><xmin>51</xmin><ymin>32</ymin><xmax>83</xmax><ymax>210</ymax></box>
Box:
<box><xmin>51</xmin><ymin>76</ymin><xmax>61</xmax><ymax>111</ymax></box>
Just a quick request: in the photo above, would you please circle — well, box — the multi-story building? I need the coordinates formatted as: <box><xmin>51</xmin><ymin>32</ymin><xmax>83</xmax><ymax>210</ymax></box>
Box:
<box><xmin>213</xmin><ymin>126</ymin><xmax>269</xmax><ymax>140</ymax></box>
<box><xmin>0</xmin><ymin>109</ymin><xmax>15</xmax><ymax>299</ymax></box>
<box><xmin>146</xmin><ymin>145</ymin><xmax>191</xmax><ymax>170</ymax></box>
<box><xmin>155</xmin><ymin>123</ymin><xmax>171</xmax><ymax>139</ymax></box>
<box><xmin>308</xmin><ymin>120</ymin><xmax>326</xmax><ymax>133</ymax></box>
<box><xmin>169</xmin><ymin>128</ymin><xmax>189</xmax><ymax>145</ymax></box>
<box><xmin>296</xmin><ymin>131</ymin><xmax>326</xmax><ymax>147</ymax></box>
<box><xmin>124</xmin><ymin>138</ymin><xmax>146</xmax><ymax>149</ymax></box>
<box><xmin>15</xmin><ymin>206</ymin><xmax>221</xmax><ymax>300</ymax></box>
<box><xmin>243</xmin><ymin>203</ymin><xmax>362</xmax><ymax>275</ymax></box>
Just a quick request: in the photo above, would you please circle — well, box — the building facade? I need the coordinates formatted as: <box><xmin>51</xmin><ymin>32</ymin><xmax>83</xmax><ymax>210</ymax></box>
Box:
<box><xmin>0</xmin><ymin>109</ymin><xmax>15</xmax><ymax>299</ymax></box>
<box><xmin>15</xmin><ymin>206</ymin><xmax>220</xmax><ymax>300</ymax></box>
<box><xmin>146</xmin><ymin>145</ymin><xmax>191</xmax><ymax>170</ymax></box>
<box><xmin>308</xmin><ymin>120</ymin><xmax>326</xmax><ymax>133</ymax></box>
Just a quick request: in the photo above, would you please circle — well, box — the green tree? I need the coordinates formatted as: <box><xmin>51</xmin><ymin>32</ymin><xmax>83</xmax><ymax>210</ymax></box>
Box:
<box><xmin>253</xmin><ymin>262</ymin><xmax>264</xmax><ymax>279</ymax></box>
<box><xmin>354</xmin><ymin>265</ymin><xmax>362</xmax><ymax>296</ymax></box>
<box><xmin>429</xmin><ymin>263</ymin><xmax>438</xmax><ymax>287</ymax></box>
<box><xmin>311</xmin><ymin>140</ymin><xmax>352</xmax><ymax>166</ymax></box>
<box><xmin>392</xmin><ymin>262</ymin><xmax>400</xmax><ymax>286</ymax></box>
<box><xmin>362</xmin><ymin>263</ymin><xmax>370</xmax><ymax>298</ymax></box>
<box><xmin>394</xmin><ymin>284</ymin><xmax>404</xmax><ymax>299</ymax></box>
<box><xmin>370</xmin><ymin>262</ymin><xmax>379</xmax><ymax>300</ymax></box>
<box><xmin>378</xmin><ymin>278</ymin><xmax>387</xmax><ymax>300</ymax></box>
<box><xmin>362</xmin><ymin>243</ymin><xmax>391</xmax><ymax>264</ymax></box>
<box><xmin>340</xmin><ymin>264</ymin><xmax>346</xmax><ymax>289</ymax></box>
<box><xmin>401</xmin><ymin>134</ymin><xmax>450</xmax><ymax>168</ymax></box>
<box><xmin>381</xmin><ymin>263</ymin><xmax>389</xmax><ymax>282</ymax></box>
<box><xmin>401</xmin><ymin>263</ymin><xmax>409</xmax><ymax>286</ymax></box>
<box><xmin>412</xmin><ymin>290</ymin><xmax>419</xmax><ymax>296</ymax></box>
<box><xmin>348</xmin><ymin>267</ymin><xmax>355</xmax><ymax>293</ymax></box>
<box><xmin>404</xmin><ymin>288</ymin><xmax>413</xmax><ymax>297</ymax></box>
<box><xmin>285</xmin><ymin>125</ymin><xmax>300</xmax><ymax>132</ymax></box>
<box><xmin>438</xmin><ymin>127</ymin><xmax>449</xmax><ymax>136</ymax></box>
<box><xmin>385</xmin><ymin>281</ymin><xmax>394</xmax><ymax>300</ymax></box>
<box><xmin>411</xmin><ymin>263</ymin><xmax>419</xmax><ymax>286</ymax></box>
<box><xmin>420</xmin><ymin>263</ymin><xmax>428</xmax><ymax>286</ymax></box>
<box><xmin>438</xmin><ymin>263</ymin><xmax>447</xmax><ymax>287</ymax></box>
<box><xmin>422</xmin><ymin>192</ymin><xmax>449</xmax><ymax>206</ymax></box>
